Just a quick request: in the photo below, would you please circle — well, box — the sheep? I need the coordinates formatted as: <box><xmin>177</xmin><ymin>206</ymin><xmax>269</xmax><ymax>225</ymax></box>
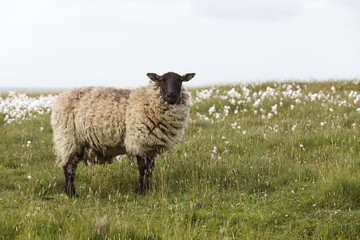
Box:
<box><xmin>51</xmin><ymin>72</ymin><xmax>195</xmax><ymax>197</ymax></box>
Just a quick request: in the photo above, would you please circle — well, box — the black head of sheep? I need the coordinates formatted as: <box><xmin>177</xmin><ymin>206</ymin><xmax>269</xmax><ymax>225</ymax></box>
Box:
<box><xmin>147</xmin><ymin>72</ymin><xmax>195</xmax><ymax>105</ymax></box>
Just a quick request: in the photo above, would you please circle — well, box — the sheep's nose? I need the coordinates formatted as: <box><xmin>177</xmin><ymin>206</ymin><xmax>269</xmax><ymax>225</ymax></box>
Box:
<box><xmin>167</xmin><ymin>93</ymin><xmax>176</xmax><ymax>98</ymax></box>
<box><xmin>166</xmin><ymin>93</ymin><xmax>178</xmax><ymax>104</ymax></box>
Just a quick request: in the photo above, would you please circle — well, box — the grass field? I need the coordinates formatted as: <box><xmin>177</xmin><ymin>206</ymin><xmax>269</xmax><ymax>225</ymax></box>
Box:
<box><xmin>1</xmin><ymin>81</ymin><xmax>360</xmax><ymax>239</ymax></box>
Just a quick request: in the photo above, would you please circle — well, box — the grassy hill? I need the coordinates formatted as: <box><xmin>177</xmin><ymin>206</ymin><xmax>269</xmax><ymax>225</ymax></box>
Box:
<box><xmin>1</xmin><ymin>81</ymin><xmax>360</xmax><ymax>239</ymax></box>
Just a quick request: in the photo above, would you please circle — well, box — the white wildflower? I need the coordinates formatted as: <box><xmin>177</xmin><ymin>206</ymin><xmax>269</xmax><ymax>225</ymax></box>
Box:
<box><xmin>210</xmin><ymin>147</ymin><xmax>217</xmax><ymax>159</ymax></box>
<box><xmin>300</xmin><ymin>144</ymin><xmax>305</xmax><ymax>151</ymax></box>
<box><xmin>195</xmin><ymin>88</ymin><xmax>214</xmax><ymax>102</ymax></box>
<box><xmin>253</xmin><ymin>99</ymin><xmax>261</xmax><ymax>108</ymax></box>
<box><xmin>271</xmin><ymin>104</ymin><xmax>278</xmax><ymax>115</ymax></box>
<box><xmin>208</xmin><ymin>105</ymin><xmax>216</xmax><ymax>115</ymax></box>
<box><xmin>116</xmin><ymin>155</ymin><xmax>125</xmax><ymax>162</ymax></box>
<box><xmin>227</xmin><ymin>88</ymin><xmax>241</xmax><ymax>98</ymax></box>
<box><xmin>231</xmin><ymin>122</ymin><xmax>238</xmax><ymax>130</ymax></box>
<box><xmin>196</xmin><ymin>112</ymin><xmax>209</xmax><ymax>121</ymax></box>
<box><xmin>224</xmin><ymin>105</ymin><xmax>231</xmax><ymax>117</ymax></box>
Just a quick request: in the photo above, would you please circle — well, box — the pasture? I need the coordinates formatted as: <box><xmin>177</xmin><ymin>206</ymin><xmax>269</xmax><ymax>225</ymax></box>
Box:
<box><xmin>1</xmin><ymin>81</ymin><xmax>360</xmax><ymax>239</ymax></box>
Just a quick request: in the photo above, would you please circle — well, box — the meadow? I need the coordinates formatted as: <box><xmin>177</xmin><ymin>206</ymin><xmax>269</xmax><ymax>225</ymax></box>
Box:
<box><xmin>1</xmin><ymin>80</ymin><xmax>360</xmax><ymax>239</ymax></box>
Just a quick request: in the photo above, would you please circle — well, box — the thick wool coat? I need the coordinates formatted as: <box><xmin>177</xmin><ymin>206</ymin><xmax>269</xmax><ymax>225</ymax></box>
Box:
<box><xmin>51</xmin><ymin>81</ymin><xmax>191</xmax><ymax>167</ymax></box>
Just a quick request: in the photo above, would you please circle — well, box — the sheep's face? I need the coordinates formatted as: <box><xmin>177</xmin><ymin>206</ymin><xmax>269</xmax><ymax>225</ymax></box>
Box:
<box><xmin>147</xmin><ymin>72</ymin><xmax>195</xmax><ymax>105</ymax></box>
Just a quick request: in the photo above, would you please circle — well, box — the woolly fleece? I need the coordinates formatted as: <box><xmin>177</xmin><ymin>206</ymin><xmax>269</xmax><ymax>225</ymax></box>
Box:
<box><xmin>51</xmin><ymin>81</ymin><xmax>191</xmax><ymax>167</ymax></box>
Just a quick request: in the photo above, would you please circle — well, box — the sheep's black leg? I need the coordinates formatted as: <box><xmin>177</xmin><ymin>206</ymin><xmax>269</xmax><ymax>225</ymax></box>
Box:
<box><xmin>63</xmin><ymin>161</ymin><xmax>78</xmax><ymax>198</ymax></box>
<box><xmin>144</xmin><ymin>156</ymin><xmax>155</xmax><ymax>192</ymax></box>
<box><xmin>136</xmin><ymin>156</ymin><xmax>155</xmax><ymax>194</ymax></box>
<box><xmin>136</xmin><ymin>156</ymin><xmax>146</xmax><ymax>194</ymax></box>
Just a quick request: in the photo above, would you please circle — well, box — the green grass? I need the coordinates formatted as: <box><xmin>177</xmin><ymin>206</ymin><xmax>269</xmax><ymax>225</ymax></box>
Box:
<box><xmin>1</xmin><ymin>81</ymin><xmax>360</xmax><ymax>239</ymax></box>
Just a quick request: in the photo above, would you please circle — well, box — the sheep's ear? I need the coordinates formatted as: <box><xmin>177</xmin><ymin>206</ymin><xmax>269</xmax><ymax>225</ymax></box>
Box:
<box><xmin>147</xmin><ymin>73</ymin><xmax>161</xmax><ymax>82</ymax></box>
<box><xmin>182</xmin><ymin>73</ymin><xmax>195</xmax><ymax>82</ymax></box>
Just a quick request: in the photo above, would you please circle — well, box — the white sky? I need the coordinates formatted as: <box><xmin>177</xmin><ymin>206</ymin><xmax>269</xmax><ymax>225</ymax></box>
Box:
<box><xmin>1</xmin><ymin>0</ymin><xmax>359</xmax><ymax>89</ymax></box>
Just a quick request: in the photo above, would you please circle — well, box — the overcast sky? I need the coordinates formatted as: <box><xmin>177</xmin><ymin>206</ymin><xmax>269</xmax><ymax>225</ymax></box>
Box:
<box><xmin>1</xmin><ymin>0</ymin><xmax>359</xmax><ymax>89</ymax></box>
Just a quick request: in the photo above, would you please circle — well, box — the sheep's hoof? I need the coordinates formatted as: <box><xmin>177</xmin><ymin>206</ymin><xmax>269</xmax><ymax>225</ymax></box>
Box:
<box><xmin>64</xmin><ymin>186</ymin><xmax>78</xmax><ymax>198</ymax></box>
<box><xmin>66</xmin><ymin>191</ymin><xmax>79</xmax><ymax>198</ymax></box>
<box><xmin>135</xmin><ymin>187</ymin><xmax>145</xmax><ymax>195</ymax></box>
